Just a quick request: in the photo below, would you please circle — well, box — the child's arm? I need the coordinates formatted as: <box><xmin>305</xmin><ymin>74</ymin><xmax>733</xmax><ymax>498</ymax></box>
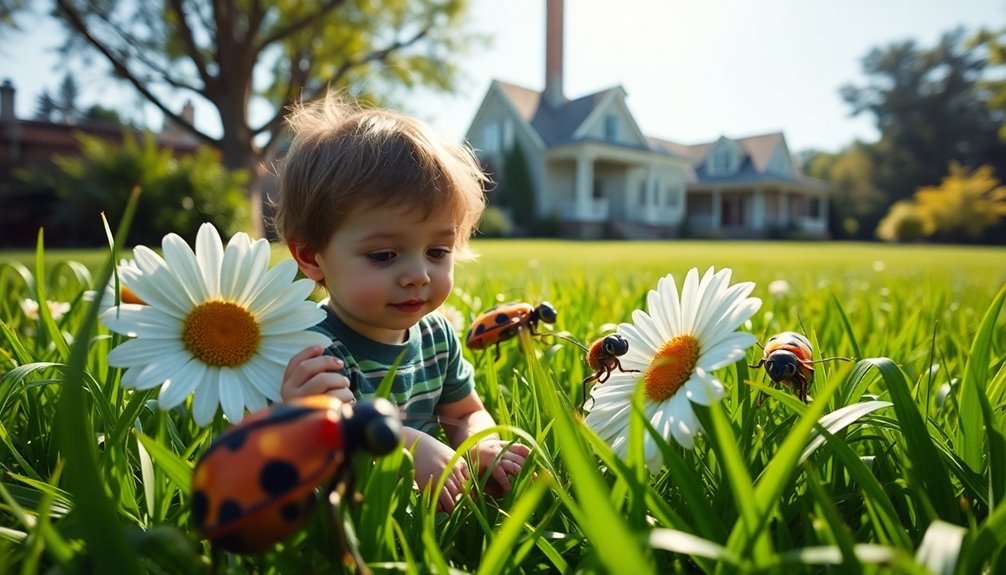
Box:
<box><xmin>437</xmin><ymin>391</ymin><xmax>530</xmax><ymax>496</ymax></box>
<box><xmin>280</xmin><ymin>346</ymin><xmax>354</xmax><ymax>403</ymax></box>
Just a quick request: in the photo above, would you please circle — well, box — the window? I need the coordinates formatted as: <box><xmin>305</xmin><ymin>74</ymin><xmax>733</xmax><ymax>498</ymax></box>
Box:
<box><xmin>483</xmin><ymin>122</ymin><xmax>502</xmax><ymax>154</ymax></box>
<box><xmin>604</xmin><ymin>115</ymin><xmax>618</xmax><ymax>141</ymax></box>
<box><xmin>710</xmin><ymin>149</ymin><xmax>731</xmax><ymax>175</ymax></box>
<box><xmin>638</xmin><ymin>180</ymin><xmax>648</xmax><ymax>205</ymax></box>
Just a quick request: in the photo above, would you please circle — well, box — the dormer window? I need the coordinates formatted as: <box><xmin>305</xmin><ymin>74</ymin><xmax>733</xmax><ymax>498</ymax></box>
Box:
<box><xmin>710</xmin><ymin>148</ymin><xmax>732</xmax><ymax>175</ymax></box>
<box><xmin>604</xmin><ymin>114</ymin><xmax>618</xmax><ymax>141</ymax></box>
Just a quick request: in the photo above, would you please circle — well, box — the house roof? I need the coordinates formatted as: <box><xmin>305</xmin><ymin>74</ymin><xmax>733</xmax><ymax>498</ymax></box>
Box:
<box><xmin>490</xmin><ymin>81</ymin><xmax>822</xmax><ymax>189</ymax></box>
<box><xmin>647</xmin><ymin>132</ymin><xmax>786</xmax><ymax>170</ymax></box>
<box><xmin>495</xmin><ymin>80</ymin><xmax>642</xmax><ymax>148</ymax></box>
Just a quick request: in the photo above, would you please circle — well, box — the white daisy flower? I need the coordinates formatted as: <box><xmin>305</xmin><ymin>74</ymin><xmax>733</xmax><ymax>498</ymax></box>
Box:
<box><xmin>20</xmin><ymin>298</ymin><xmax>72</xmax><ymax>322</ymax></box>
<box><xmin>767</xmin><ymin>279</ymin><xmax>791</xmax><ymax>298</ymax></box>
<box><xmin>100</xmin><ymin>223</ymin><xmax>331</xmax><ymax>426</ymax></box>
<box><xmin>584</xmin><ymin>267</ymin><xmax>762</xmax><ymax>472</ymax></box>
<box><xmin>96</xmin><ymin>258</ymin><xmax>146</xmax><ymax>312</ymax></box>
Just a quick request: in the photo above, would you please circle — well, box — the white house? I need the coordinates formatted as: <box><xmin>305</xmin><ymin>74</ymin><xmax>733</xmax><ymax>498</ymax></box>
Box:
<box><xmin>464</xmin><ymin>0</ymin><xmax>831</xmax><ymax>239</ymax></box>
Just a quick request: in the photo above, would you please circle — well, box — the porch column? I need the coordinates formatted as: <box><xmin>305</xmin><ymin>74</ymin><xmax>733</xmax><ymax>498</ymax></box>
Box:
<box><xmin>751</xmin><ymin>187</ymin><xmax>765</xmax><ymax>231</ymax></box>
<box><xmin>779</xmin><ymin>189</ymin><xmax>789</xmax><ymax>227</ymax></box>
<box><xmin>818</xmin><ymin>192</ymin><xmax>829</xmax><ymax>234</ymax></box>
<box><xmin>711</xmin><ymin>188</ymin><xmax>722</xmax><ymax>230</ymax></box>
<box><xmin>575</xmin><ymin>153</ymin><xmax>593</xmax><ymax>219</ymax></box>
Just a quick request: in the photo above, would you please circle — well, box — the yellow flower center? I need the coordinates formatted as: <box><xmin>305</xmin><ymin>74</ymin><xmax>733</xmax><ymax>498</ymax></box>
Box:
<box><xmin>182</xmin><ymin>301</ymin><xmax>260</xmax><ymax>367</ymax></box>
<box><xmin>643</xmin><ymin>335</ymin><xmax>700</xmax><ymax>401</ymax></box>
<box><xmin>120</xmin><ymin>286</ymin><xmax>145</xmax><ymax>305</ymax></box>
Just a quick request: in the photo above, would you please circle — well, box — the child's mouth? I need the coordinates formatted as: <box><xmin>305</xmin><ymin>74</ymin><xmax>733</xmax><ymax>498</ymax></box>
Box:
<box><xmin>391</xmin><ymin>300</ymin><xmax>425</xmax><ymax>313</ymax></box>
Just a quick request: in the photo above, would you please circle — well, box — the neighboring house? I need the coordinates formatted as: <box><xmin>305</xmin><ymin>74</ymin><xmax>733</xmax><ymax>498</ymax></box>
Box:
<box><xmin>0</xmin><ymin>79</ymin><xmax>201</xmax><ymax>247</ymax></box>
<box><xmin>465</xmin><ymin>0</ymin><xmax>831</xmax><ymax>240</ymax></box>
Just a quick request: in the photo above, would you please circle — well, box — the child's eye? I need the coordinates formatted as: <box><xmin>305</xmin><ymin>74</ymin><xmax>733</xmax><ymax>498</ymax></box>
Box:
<box><xmin>366</xmin><ymin>251</ymin><xmax>396</xmax><ymax>263</ymax></box>
<box><xmin>427</xmin><ymin>247</ymin><xmax>451</xmax><ymax>261</ymax></box>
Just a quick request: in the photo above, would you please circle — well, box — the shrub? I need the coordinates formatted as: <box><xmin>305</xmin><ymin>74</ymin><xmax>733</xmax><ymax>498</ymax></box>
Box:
<box><xmin>19</xmin><ymin>131</ymin><xmax>248</xmax><ymax>245</ymax></box>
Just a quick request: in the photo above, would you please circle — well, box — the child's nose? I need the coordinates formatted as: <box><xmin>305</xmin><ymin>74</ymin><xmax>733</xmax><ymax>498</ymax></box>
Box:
<box><xmin>400</xmin><ymin>261</ymin><xmax>431</xmax><ymax>287</ymax></box>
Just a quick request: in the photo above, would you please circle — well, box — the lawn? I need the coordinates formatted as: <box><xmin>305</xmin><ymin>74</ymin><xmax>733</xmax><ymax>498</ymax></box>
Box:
<box><xmin>1</xmin><ymin>237</ymin><xmax>1005</xmax><ymax>573</ymax></box>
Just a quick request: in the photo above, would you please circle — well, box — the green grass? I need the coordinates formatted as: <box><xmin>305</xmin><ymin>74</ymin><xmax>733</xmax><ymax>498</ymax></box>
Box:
<box><xmin>1</xmin><ymin>237</ymin><xmax>1005</xmax><ymax>573</ymax></box>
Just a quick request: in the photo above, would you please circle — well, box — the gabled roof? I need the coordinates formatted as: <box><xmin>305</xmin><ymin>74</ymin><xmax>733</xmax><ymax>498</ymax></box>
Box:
<box><xmin>734</xmin><ymin>132</ymin><xmax>785</xmax><ymax>172</ymax></box>
<box><xmin>648</xmin><ymin>132</ymin><xmax>785</xmax><ymax>171</ymax></box>
<box><xmin>494</xmin><ymin>80</ymin><xmax>637</xmax><ymax>148</ymax></box>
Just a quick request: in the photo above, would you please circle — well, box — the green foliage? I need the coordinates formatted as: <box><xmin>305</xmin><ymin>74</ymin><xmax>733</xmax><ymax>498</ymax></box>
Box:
<box><xmin>501</xmin><ymin>141</ymin><xmax>536</xmax><ymax>231</ymax></box>
<box><xmin>2</xmin><ymin>237</ymin><xmax>1006</xmax><ymax>572</ymax></box>
<box><xmin>971</xmin><ymin>27</ymin><xmax>1006</xmax><ymax>141</ymax></box>
<box><xmin>19</xmin><ymin>131</ymin><xmax>248</xmax><ymax>246</ymax></box>
<box><xmin>877</xmin><ymin>163</ymin><xmax>1006</xmax><ymax>242</ymax></box>
<box><xmin>816</xmin><ymin>27</ymin><xmax>1006</xmax><ymax>241</ymax></box>
<box><xmin>477</xmin><ymin>206</ymin><xmax>514</xmax><ymax>238</ymax></box>
<box><xmin>876</xmin><ymin>201</ymin><xmax>929</xmax><ymax>242</ymax></box>
<box><xmin>914</xmin><ymin>163</ymin><xmax>1006</xmax><ymax>239</ymax></box>
<box><xmin>52</xmin><ymin>1</ymin><xmax>479</xmax><ymax>177</ymax></box>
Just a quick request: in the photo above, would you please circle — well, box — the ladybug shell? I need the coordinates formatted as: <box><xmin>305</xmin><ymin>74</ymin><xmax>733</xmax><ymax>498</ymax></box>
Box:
<box><xmin>465</xmin><ymin>302</ymin><xmax>534</xmax><ymax>349</ymax></box>
<box><xmin>763</xmin><ymin>331</ymin><xmax>814</xmax><ymax>382</ymax></box>
<box><xmin>191</xmin><ymin>395</ymin><xmax>346</xmax><ymax>553</ymax></box>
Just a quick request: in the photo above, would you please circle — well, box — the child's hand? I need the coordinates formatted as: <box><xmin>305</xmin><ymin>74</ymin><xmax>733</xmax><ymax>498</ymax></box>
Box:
<box><xmin>468</xmin><ymin>439</ymin><xmax>530</xmax><ymax>497</ymax></box>
<box><xmin>410</xmin><ymin>431</ymin><xmax>471</xmax><ymax>513</ymax></box>
<box><xmin>280</xmin><ymin>346</ymin><xmax>353</xmax><ymax>404</ymax></box>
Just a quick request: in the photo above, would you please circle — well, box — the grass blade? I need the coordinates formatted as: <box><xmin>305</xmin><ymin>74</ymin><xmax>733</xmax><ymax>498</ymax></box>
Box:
<box><xmin>957</xmin><ymin>284</ymin><xmax>1006</xmax><ymax>504</ymax></box>
<box><xmin>520</xmin><ymin>330</ymin><xmax>653</xmax><ymax>574</ymax></box>
<box><xmin>867</xmin><ymin>357</ymin><xmax>959</xmax><ymax>523</ymax></box>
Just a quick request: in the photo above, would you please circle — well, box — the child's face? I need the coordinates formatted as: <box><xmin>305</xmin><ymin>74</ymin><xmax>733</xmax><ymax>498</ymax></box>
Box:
<box><xmin>312</xmin><ymin>204</ymin><xmax>457</xmax><ymax>345</ymax></box>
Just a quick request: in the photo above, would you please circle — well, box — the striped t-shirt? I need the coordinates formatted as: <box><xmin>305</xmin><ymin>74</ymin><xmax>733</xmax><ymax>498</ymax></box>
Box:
<box><xmin>310</xmin><ymin>306</ymin><xmax>474</xmax><ymax>434</ymax></box>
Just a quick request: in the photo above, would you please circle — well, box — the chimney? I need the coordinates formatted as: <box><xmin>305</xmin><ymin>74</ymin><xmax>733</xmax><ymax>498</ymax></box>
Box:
<box><xmin>1</xmin><ymin>79</ymin><xmax>14</xmax><ymax>122</ymax></box>
<box><xmin>180</xmin><ymin>99</ymin><xmax>194</xmax><ymax>126</ymax></box>
<box><xmin>544</xmin><ymin>0</ymin><xmax>564</xmax><ymax>109</ymax></box>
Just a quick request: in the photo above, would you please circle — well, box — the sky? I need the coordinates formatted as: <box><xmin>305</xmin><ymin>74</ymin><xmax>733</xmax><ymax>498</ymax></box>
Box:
<box><xmin>3</xmin><ymin>0</ymin><xmax>1004</xmax><ymax>154</ymax></box>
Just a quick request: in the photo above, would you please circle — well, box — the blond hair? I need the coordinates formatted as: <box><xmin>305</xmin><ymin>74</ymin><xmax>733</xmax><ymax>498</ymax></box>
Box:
<box><xmin>274</xmin><ymin>93</ymin><xmax>488</xmax><ymax>258</ymax></box>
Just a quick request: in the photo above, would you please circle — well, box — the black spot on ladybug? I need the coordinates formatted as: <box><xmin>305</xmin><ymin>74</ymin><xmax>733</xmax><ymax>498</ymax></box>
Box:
<box><xmin>494</xmin><ymin>312</ymin><xmax>509</xmax><ymax>324</ymax></box>
<box><xmin>474</xmin><ymin>323</ymin><xmax>486</xmax><ymax>335</ymax></box>
<box><xmin>280</xmin><ymin>502</ymin><xmax>301</xmax><ymax>522</ymax></box>
<box><xmin>218</xmin><ymin>499</ymin><xmax>243</xmax><ymax>525</ymax></box>
<box><xmin>260</xmin><ymin>460</ymin><xmax>299</xmax><ymax>496</ymax></box>
<box><xmin>221</xmin><ymin>429</ymin><xmax>248</xmax><ymax>451</ymax></box>
<box><xmin>191</xmin><ymin>490</ymin><xmax>208</xmax><ymax>528</ymax></box>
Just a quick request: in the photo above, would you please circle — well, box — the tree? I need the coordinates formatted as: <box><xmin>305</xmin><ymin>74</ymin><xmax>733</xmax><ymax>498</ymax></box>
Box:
<box><xmin>35</xmin><ymin>73</ymin><xmax>83</xmax><ymax>123</ymax></box>
<box><xmin>839</xmin><ymin>28</ymin><xmax>1006</xmax><ymax>238</ymax></box>
<box><xmin>971</xmin><ymin>27</ymin><xmax>1006</xmax><ymax>141</ymax></box>
<box><xmin>804</xmin><ymin>141</ymin><xmax>886</xmax><ymax>238</ymax></box>
<box><xmin>51</xmin><ymin>0</ymin><xmax>478</xmax><ymax>235</ymax></box>
<box><xmin>502</xmin><ymin>141</ymin><xmax>535</xmax><ymax>232</ymax></box>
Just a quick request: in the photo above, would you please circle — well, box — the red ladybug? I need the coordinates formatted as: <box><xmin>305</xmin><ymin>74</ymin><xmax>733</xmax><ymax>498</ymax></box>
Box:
<box><xmin>750</xmin><ymin>331</ymin><xmax>851</xmax><ymax>404</ymax></box>
<box><xmin>190</xmin><ymin>396</ymin><xmax>400</xmax><ymax>554</ymax></box>
<box><xmin>582</xmin><ymin>334</ymin><xmax>639</xmax><ymax>407</ymax></box>
<box><xmin>465</xmin><ymin>301</ymin><xmax>557</xmax><ymax>360</ymax></box>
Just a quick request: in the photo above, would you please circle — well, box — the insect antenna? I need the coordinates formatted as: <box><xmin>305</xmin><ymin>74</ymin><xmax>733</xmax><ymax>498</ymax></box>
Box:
<box><xmin>540</xmin><ymin>330</ymin><xmax>589</xmax><ymax>352</ymax></box>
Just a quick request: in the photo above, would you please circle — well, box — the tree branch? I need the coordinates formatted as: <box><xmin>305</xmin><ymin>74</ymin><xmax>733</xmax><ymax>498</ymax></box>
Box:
<box><xmin>328</xmin><ymin>24</ymin><xmax>431</xmax><ymax>88</ymax></box>
<box><xmin>253</xmin><ymin>0</ymin><xmax>345</xmax><ymax>56</ymax></box>
<box><xmin>54</xmin><ymin>0</ymin><xmax>219</xmax><ymax>147</ymax></box>
<box><xmin>166</xmin><ymin>0</ymin><xmax>213</xmax><ymax>90</ymax></box>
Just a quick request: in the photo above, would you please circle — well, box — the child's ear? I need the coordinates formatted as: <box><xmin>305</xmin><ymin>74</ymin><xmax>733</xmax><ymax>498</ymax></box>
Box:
<box><xmin>287</xmin><ymin>241</ymin><xmax>325</xmax><ymax>282</ymax></box>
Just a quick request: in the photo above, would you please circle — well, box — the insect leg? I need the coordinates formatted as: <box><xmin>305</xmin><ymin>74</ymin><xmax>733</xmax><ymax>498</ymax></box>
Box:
<box><xmin>329</xmin><ymin>465</ymin><xmax>370</xmax><ymax>575</ymax></box>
